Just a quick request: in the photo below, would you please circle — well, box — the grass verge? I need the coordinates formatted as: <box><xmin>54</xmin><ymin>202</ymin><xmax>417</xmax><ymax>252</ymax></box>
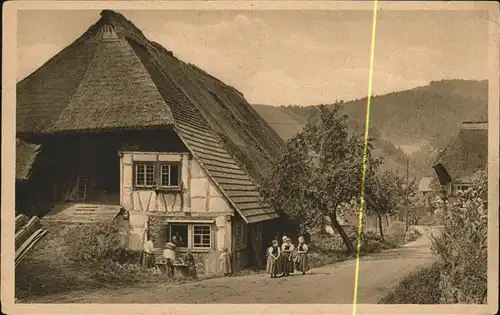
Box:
<box><xmin>378</xmin><ymin>263</ymin><xmax>441</xmax><ymax>304</ymax></box>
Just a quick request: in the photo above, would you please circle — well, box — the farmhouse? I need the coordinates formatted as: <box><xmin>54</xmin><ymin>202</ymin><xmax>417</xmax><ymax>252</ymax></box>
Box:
<box><xmin>432</xmin><ymin>121</ymin><xmax>488</xmax><ymax>195</ymax></box>
<box><xmin>15</xmin><ymin>10</ymin><xmax>284</xmax><ymax>272</ymax></box>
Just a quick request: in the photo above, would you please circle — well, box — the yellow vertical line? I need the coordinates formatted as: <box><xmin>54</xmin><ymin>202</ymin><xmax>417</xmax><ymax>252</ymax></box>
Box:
<box><xmin>352</xmin><ymin>1</ymin><xmax>379</xmax><ymax>314</ymax></box>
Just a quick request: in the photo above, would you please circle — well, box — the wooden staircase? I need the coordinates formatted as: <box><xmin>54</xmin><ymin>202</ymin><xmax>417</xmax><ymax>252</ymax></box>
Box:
<box><xmin>41</xmin><ymin>203</ymin><xmax>122</xmax><ymax>224</ymax></box>
<box><xmin>15</xmin><ymin>214</ymin><xmax>48</xmax><ymax>267</ymax></box>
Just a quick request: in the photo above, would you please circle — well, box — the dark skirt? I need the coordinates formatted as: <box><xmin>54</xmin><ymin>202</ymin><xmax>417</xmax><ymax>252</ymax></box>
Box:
<box><xmin>141</xmin><ymin>252</ymin><xmax>156</xmax><ymax>268</ymax></box>
<box><xmin>296</xmin><ymin>253</ymin><xmax>309</xmax><ymax>272</ymax></box>
<box><xmin>266</xmin><ymin>255</ymin><xmax>280</xmax><ymax>274</ymax></box>
<box><xmin>280</xmin><ymin>252</ymin><xmax>294</xmax><ymax>274</ymax></box>
<box><xmin>187</xmin><ymin>265</ymin><xmax>197</xmax><ymax>278</ymax></box>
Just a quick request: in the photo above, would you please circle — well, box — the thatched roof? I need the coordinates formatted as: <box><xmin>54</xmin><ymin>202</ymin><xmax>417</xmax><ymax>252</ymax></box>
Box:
<box><xmin>16</xmin><ymin>10</ymin><xmax>284</xmax><ymax>223</ymax></box>
<box><xmin>433</xmin><ymin>121</ymin><xmax>488</xmax><ymax>184</ymax></box>
<box><xmin>16</xmin><ymin>138</ymin><xmax>42</xmax><ymax>181</ymax></box>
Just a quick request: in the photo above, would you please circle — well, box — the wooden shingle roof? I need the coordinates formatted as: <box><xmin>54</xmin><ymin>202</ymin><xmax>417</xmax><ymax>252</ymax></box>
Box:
<box><xmin>16</xmin><ymin>10</ymin><xmax>284</xmax><ymax>223</ymax></box>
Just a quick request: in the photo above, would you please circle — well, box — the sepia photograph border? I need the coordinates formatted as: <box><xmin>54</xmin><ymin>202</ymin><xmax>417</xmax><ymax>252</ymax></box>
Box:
<box><xmin>2</xmin><ymin>1</ymin><xmax>499</xmax><ymax>314</ymax></box>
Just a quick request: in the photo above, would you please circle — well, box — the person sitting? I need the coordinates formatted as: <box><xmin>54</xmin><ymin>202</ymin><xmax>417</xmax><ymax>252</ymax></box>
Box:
<box><xmin>184</xmin><ymin>249</ymin><xmax>197</xmax><ymax>278</ymax></box>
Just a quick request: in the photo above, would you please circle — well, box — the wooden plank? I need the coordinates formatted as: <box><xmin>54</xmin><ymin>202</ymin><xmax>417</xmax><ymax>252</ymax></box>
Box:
<box><xmin>15</xmin><ymin>214</ymin><xmax>29</xmax><ymax>232</ymax></box>
<box><xmin>181</xmin><ymin>137</ymin><xmax>229</xmax><ymax>155</ymax></box>
<box><xmin>201</xmin><ymin>160</ymin><xmax>242</xmax><ymax>171</ymax></box>
<box><xmin>209</xmin><ymin>171</ymin><xmax>251</xmax><ymax>181</ymax></box>
<box><xmin>179</xmin><ymin>133</ymin><xmax>226</xmax><ymax>151</ymax></box>
<box><xmin>236</xmin><ymin>203</ymin><xmax>263</xmax><ymax>211</ymax></box>
<box><xmin>175</xmin><ymin>121</ymin><xmax>211</xmax><ymax>134</ymax></box>
<box><xmin>213</xmin><ymin>177</ymin><xmax>256</xmax><ymax>187</ymax></box>
<box><xmin>246</xmin><ymin>212</ymin><xmax>279</xmax><ymax>224</ymax></box>
<box><xmin>249</xmin><ymin>224</ymin><xmax>263</xmax><ymax>269</ymax></box>
<box><xmin>180</xmin><ymin>144</ymin><xmax>233</xmax><ymax>161</ymax></box>
<box><xmin>219</xmin><ymin>183</ymin><xmax>259</xmax><ymax>192</ymax></box>
<box><xmin>15</xmin><ymin>229</ymin><xmax>48</xmax><ymax>267</ymax></box>
<box><xmin>175</xmin><ymin>127</ymin><xmax>220</xmax><ymax>145</ymax></box>
<box><xmin>204</xmin><ymin>165</ymin><xmax>246</xmax><ymax>176</ymax></box>
<box><xmin>229</xmin><ymin>196</ymin><xmax>261</xmax><ymax>204</ymax></box>
<box><xmin>225</xmin><ymin>190</ymin><xmax>260</xmax><ymax>197</ymax></box>
<box><xmin>195</xmin><ymin>152</ymin><xmax>240</xmax><ymax>167</ymax></box>
<box><xmin>15</xmin><ymin>217</ymin><xmax>40</xmax><ymax>250</ymax></box>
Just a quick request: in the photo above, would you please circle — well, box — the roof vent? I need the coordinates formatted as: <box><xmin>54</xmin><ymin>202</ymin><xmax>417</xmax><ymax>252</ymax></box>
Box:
<box><xmin>97</xmin><ymin>23</ymin><xmax>119</xmax><ymax>40</ymax></box>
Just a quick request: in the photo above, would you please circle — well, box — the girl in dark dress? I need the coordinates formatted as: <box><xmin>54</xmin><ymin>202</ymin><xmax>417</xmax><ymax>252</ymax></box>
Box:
<box><xmin>280</xmin><ymin>237</ymin><xmax>295</xmax><ymax>276</ymax></box>
<box><xmin>296</xmin><ymin>236</ymin><xmax>309</xmax><ymax>275</ymax></box>
<box><xmin>266</xmin><ymin>240</ymin><xmax>281</xmax><ymax>278</ymax></box>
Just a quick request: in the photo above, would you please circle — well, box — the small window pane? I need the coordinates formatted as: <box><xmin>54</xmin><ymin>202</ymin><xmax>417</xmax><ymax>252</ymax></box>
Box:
<box><xmin>145</xmin><ymin>165</ymin><xmax>155</xmax><ymax>186</ymax></box>
<box><xmin>136</xmin><ymin>164</ymin><xmax>145</xmax><ymax>186</ymax></box>
<box><xmin>193</xmin><ymin>225</ymin><xmax>211</xmax><ymax>248</ymax></box>
<box><xmin>160</xmin><ymin>165</ymin><xmax>170</xmax><ymax>186</ymax></box>
<box><xmin>169</xmin><ymin>224</ymin><xmax>188</xmax><ymax>248</ymax></box>
<box><xmin>170</xmin><ymin>165</ymin><xmax>179</xmax><ymax>186</ymax></box>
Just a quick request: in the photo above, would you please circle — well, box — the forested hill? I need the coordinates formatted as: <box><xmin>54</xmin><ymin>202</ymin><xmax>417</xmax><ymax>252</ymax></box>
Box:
<box><xmin>252</xmin><ymin>79</ymin><xmax>488</xmax><ymax>179</ymax></box>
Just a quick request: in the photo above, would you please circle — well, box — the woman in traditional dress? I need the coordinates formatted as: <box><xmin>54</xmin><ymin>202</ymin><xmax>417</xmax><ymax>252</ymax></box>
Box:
<box><xmin>296</xmin><ymin>236</ymin><xmax>309</xmax><ymax>275</ymax></box>
<box><xmin>280</xmin><ymin>237</ymin><xmax>295</xmax><ymax>276</ymax></box>
<box><xmin>219</xmin><ymin>246</ymin><xmax>232</xmax><ymax>276</ymax></box>
<box><xmin>266</xmin><ymin>240</ymin><xmax>281</xmax><ymax>278</ymax></box>
<box><xmin>163</xmin><ymin>241</ymin><xmax>176</xmax><ymax>277</ymax></box>
<box><xmin>141</xmin><ymin>235</ymin><xmax>156</xmax><ymax>268</ymax></box>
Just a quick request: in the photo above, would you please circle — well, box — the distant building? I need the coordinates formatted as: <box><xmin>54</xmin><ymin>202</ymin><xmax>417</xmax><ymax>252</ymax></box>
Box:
<box><xmin>432</xmin><ymin>121</ymin><xmax>488</xmax><ymax>195</ymax></box>
<box><xmin>418</xmin><ymin>176</ymin><xmax>437</xmax><ymax>197</ymax></box>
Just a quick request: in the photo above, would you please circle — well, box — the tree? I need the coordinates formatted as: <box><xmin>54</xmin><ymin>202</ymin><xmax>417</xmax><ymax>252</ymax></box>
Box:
<box><xmin>260</xmin><ymin>104</ymin><xmax>381</xmax><ymax>254</ymax></box>
<box><xmin>364</xmin><ymin>170</ymin><xmax>404</xmax><ymax>239</ymax></box>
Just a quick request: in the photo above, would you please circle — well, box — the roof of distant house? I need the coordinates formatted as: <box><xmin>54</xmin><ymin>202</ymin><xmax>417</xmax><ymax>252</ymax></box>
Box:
<box><xmin>433</xmin><ymin>121</ymin><xmax>488</xmax><ymax>183</ymax></box>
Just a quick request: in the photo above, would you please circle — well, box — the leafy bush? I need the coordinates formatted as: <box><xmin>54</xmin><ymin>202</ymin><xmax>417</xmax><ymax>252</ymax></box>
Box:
<box><xmin>418</xmin><ymin>213</ymin><xmax>443</xmax><ymax>226</ymax></box>
<box><xmin>379</xmin><ymin>263</ymin><xmax>442</xmax><ymax>304</ymax></box>
<box><xmin>430</xmin><ymin>170</ymin><xmax>488</xmax><ymax>304</ymax></box>
<box><xmin>385</xmin><ymin>220</ymin><xmax>407</xmax><ymax>244</ymax></box>
<box><xmin>65</xmin><ymin>221</ymin><xmax>130</xmax><ymax>263</ymax></box>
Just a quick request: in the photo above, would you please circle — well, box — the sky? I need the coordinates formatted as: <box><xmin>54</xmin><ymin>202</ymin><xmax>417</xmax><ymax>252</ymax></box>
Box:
<box><xmin>17</xmin><ymin>9</ymin><xmax>489</xmax><ymax>105</ymax></box>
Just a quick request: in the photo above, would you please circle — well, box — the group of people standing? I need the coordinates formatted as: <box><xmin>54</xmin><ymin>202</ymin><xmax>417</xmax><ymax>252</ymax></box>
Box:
<box><xmin>265</xmin><ymin>235</ymin><xmax>309</xmax><ymax>278</ymax></box>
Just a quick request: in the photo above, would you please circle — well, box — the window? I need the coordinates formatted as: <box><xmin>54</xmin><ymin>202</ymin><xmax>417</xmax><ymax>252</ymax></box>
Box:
<box><xmin>163</xmin><ymin>224</ymin><xmax>212</xmax><ymax>250</ymax></box>
<box><xmin>134</xmin><ymin>162</ymin><xmax>181</xmax><ymax>190</ymax></box>
<box><xmin>160</xmin><ymin>164</ymin><xmax>180</xmax><ymax>188</ymax></box>
<box><xmin>135</xmin><ymin>163</ymin><xmax>156</xmax><ymax>187</ymax></box>
<box><xmin>193</xmin><ymin>225</ymin><xmax>211</xmax><ymax>249</ymax></box>
<box><xmin>168</xmin><ymin>224</ymin><xmax>188</xmax><ymax>248</ymax></box>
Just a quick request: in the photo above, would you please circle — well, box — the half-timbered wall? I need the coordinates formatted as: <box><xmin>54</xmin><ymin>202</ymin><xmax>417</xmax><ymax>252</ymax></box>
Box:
<box><xmin>120</xmin><ymin>151</ymin><xmax>233</xmax><ymax>214</ymax></box>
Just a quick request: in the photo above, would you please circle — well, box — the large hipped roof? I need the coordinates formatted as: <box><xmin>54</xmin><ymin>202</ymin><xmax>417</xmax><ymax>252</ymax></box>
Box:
<box><xmin>16</xmin><ymin>10</ymin><xmax>284</xmax><ymax>223</ymax></box>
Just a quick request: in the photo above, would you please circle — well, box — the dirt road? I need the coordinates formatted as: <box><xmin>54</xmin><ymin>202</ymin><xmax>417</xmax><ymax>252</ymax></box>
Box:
<box><xmin>26</xmin><ymin>229</ymin><xmax>437</xmax><ymax>304</ymax></box>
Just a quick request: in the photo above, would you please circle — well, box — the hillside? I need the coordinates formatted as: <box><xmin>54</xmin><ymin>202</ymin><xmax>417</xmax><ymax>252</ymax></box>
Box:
<box><xmin>252</xmin><ymin>79</ymin><xmax>488</xmax><ymax>179</ymax></box>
